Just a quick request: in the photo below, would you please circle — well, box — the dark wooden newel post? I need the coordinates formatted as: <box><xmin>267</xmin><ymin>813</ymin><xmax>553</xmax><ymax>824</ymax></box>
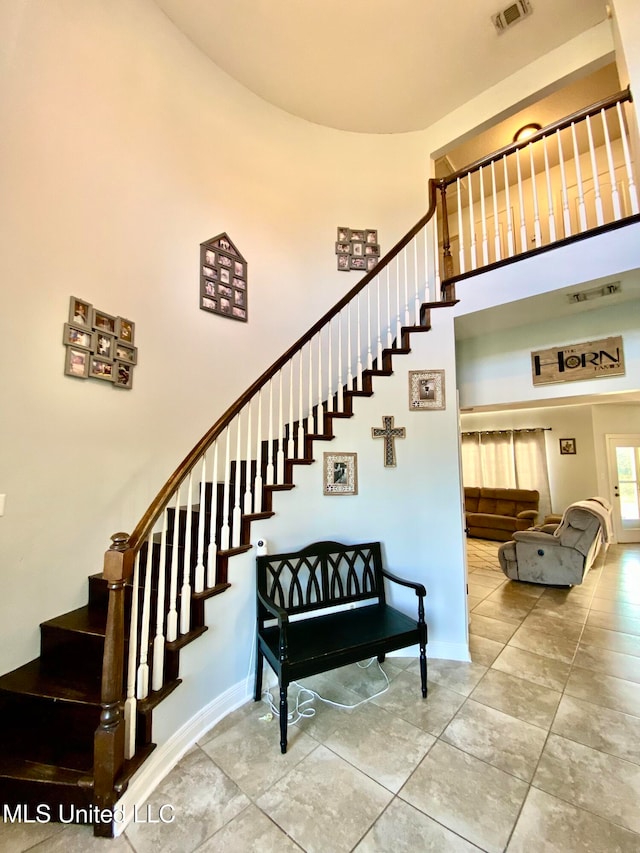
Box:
<box><xmin>438</xmin><ymin>180</ymin><xmax>456</xmax><ymax>301</ymax></box>
<box><xmin>93</xmin><ymin>532</ymin><xmax>134</xmax><ymax>836</ymax></box>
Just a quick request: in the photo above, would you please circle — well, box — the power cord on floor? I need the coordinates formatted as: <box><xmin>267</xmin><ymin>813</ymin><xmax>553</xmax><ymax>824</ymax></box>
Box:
<box><xmin>260</xmin><ymin>658</ymin><xmax>390</xmax><ymax>725</ymax></box>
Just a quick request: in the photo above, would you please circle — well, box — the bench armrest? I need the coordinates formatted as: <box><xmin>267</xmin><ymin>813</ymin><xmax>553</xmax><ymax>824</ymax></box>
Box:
<box><xmin>257</xmin><ymin>589</ymin><xmax>289</xmax><ymax>625</ymax></box>
<box><xmin>381</xmin><ymin>568</ymin><xmax>426</xmax><ymax>598</ymax></box>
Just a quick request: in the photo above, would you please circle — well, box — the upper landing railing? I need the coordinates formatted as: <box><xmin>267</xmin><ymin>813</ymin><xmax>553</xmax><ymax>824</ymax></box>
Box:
<box><xmin>436</xmin><ymin>87</ymin><xmax>639</xmax><ymax>297</ymax></box>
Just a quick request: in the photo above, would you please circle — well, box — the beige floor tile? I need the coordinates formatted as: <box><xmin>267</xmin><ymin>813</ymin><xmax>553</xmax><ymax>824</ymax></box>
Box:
<box><xmin>469</xmin><ymin>612</ymin><xmax>519</xmax><ymax>643</ymax></box>
<box><xmin>507</xmin><ymin>787</ymin><xmax>640</xmax><ymax>853</ymax></box>
<box><xmin>196</xmin><ymin>804</ymin><xmax>301</xmax><ymax>852</ymax></box>
<box><xmin>564</xmin><ymin>666</ymin><xmax>640</xmax><ymax>718</ymax></box>
<box><xmin>573</xmin><ymin>643</ymin><xmax>640</xmax><ymax>684</ymax></box>
<box><xmin>372</xmin><ymin>671</ymin><xmax>465</xmax><ymax>736</ymax></box>
<box><xmin>469</xmin><ymin>634</ymin><xmax>504</xmax><ymax>666</ymax></box>
<box><xmin>470</xmin><ymin>668</ymin><xmax>561</xmax><ymax>730</ymax></box>
<box><xmin>400</xmin><ymin>741</ymin><xmax>528</xmax><ymax>853</ymax></box>
<box><xmin>580</xmin><ymin>624</ymin><xmax>640</xmax><ymax>657</ymax></box>
<box><xmin>533</xmin><ymin>733</ymin><xmax>640</xmax><ymax>834</ymax></box>
<box><xmin>324</xmin><ymin>702</ymin><xmax>434</xmax><ymax>793</ymax></box>
<box><xmin>416</xmin><ymin>658</ymin><xmax>487</xmax><ymax>697</ymax></box>
<box><xmin>125</xmin><ymin>747</ymin><xmax>249</xmax><ymax>853</ymax></box>
<box><xmin>472</xmin><ymin>599</ymin><xmax>530</xmax><ymax>623</ymax></box>
<box><xmin>586</xmin><ymin>609</ymin><xmax>640</xmax><ymax>637</ymax></box>
<box><xmin>467</xmin><ymin>575</ymin><xmax>504</xmax><ymax>591</ymax></box>
<box><xmin>200</xmin><ymin>700</ymin><xmax>317</xmax><ymax>799</ymax></box>
<box><xmin>552</xmin><ymin>694</ymin><xmax>640</xmax><ymax>765</ymax></box>
<box><xmin>0</xmin><ymin>821</ymin><xmax>66</xmax><ymax>853</ymax></box>
<box><xmin>441</xmin><ymin>699</ymin><xmax>547</xmax><ymax>781</ymax></box>
<box><xmin>492</xmin><ymin>645</ymin><xmax>571</xmax><ymax>691</ymax></box>
<box><xmin>518</xmin><ymin>609</ymin><xmax>585</xmax><ymax>642</ymax></box>
<box><xmin>354</xmin><ymin>797</ymin><xmax>482</xmax><ymax>852</ymax></box>
<box><xmin>532</xmin><ymin>597</ymin><xmax>589</xmax><ymax>624</ymax></box>
<box><xmin>508</xmin><ymin>624</ymin><xmax>579</xmax><ymax>664</ymax></box>
<box><xmin>467</xmin><ymin>594</ymin><xmax>485</xmax><ymax>610</ymax></box>
<box><xmin>589</xmin><ymin>597</ymin><xmax>640</xmax><ymax>620</ymax></box>
<box><xmin>467</xmin><ymin>583</ymin><xmax>493</xmax><ymax>600</ymax></box>
<box><xmin>256</xmin><ymin>745</ymin><xmax>392</xmax><ymax>853</ymax></box>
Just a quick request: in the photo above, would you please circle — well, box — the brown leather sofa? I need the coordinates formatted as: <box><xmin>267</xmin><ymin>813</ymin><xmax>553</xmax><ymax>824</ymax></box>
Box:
<box><xmin>464</xmin><ymin>487</ymin><xmax>540</xmax><ymax>541</ymax></box>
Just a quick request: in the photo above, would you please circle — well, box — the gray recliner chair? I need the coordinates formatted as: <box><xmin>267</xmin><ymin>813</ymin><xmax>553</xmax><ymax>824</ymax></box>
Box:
<box><xmin>498</xmin><ymin>497</ymin><xmax>613</xmax><ymax>586</ymax></box>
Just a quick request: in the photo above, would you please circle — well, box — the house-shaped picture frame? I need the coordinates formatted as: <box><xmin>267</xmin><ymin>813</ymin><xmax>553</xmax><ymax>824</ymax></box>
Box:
<box><xmin>200</xmin><ymin>233</ymin><xmax>248</xmax><ymax>322</ymax></box>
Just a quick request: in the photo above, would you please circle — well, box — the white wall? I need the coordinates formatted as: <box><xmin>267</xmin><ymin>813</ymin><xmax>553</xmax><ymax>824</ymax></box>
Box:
<box><xmin>0</xmin><ymin>0</ymin><xmax>430</xmax><ymax>673</ymax></box>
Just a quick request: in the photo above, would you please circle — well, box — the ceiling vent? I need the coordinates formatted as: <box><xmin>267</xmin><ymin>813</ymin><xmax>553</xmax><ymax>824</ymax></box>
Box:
<box><xmin>492</xmin><ymin>0</ymin><xmax>533</xmax><ymax>33</ymax></box>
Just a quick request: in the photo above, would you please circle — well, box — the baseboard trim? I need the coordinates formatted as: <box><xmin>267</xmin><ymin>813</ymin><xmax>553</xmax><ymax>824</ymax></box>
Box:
<box><xmin>113</xmin><ymin>678</ymin><xmax>252</xmax><ymax>836</ymax></box>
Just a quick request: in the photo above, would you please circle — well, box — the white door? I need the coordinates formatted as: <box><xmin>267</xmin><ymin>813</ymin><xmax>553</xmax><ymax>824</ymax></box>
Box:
<box><xmin>606</xmin><ymin>434</ymin><xmax>640</xmax><ymax>543</ymax></box>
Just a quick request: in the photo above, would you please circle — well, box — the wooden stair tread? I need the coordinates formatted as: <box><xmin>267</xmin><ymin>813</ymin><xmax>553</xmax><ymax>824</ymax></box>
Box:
<box><xmin>41</xmin><ymin>605</ymin><xmax>106</xmax><ymax>637</ymax></box>
<box><xmin>0</xmin><ymin>659</ymin><xmax>101</xmax><ymax>705</ymax></box>
<box><xmin>0</xmin><ymin>755</ymin><xmax>92</xmax><ymax>786</ymax></box>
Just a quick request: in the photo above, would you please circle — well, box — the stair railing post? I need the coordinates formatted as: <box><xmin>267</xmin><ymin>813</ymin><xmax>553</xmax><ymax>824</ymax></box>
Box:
<box><xmin>438</xmin><ymin>180</ymin><xmax>456</xmax><ymax>301</ymax></box>
<box><xmin>94</xmin><ymin>531</ymin><xmax>134</xmax><ymax>836</ymax></box>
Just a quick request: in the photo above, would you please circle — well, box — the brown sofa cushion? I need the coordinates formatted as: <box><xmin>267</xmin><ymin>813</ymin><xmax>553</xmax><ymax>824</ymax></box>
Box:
<box><xmin>464</xmin><ymin>487</ymin><xmax>540</xmax><ymax>542</ymax></box>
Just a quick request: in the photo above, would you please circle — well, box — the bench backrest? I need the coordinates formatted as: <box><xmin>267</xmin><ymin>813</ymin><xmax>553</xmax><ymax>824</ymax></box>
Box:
<box><xmin>256</xmin><ymin>541</ymin><xmax>385</xmax><ymax>617</ymax></box>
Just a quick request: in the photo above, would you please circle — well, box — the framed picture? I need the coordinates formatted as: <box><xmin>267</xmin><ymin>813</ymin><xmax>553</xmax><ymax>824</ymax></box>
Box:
<box><xmin>69</xmin><ymin>296</ymin><xmax>92</xmax><ymax>328</ymax></box>
<box><xmin>92</xmin><ymin>309</ymin><xmax>116</xmax><ymax>334</ymax></box>
<box><xmin>89</xmin><ymin>356</ymin><xmax>114</xmax><ymax>381</ymax></box>
<box><xmin>350</xmin><ymin>257</ymin><xmax>366</xmax><ymax>270</ymax></box>
<box><xmin>323</xmin><ymin>452</ymin><xmax>358</xmax><ymax>496</ymax></box>
<box><xmin>364</xmin><ymin>243</ymin><xmax>380</xmax><ymax>256</ymax></box>
<box><xmin>337</xmin><ymin>254</ymin><xmax>350</xmax><ymax>271</ymax></box>
<box><xmin>114</xmin><ymin>361</ymin><xmax>133</xmax><ymax>389</ymax></box>
<box><xmin>559</xmin><ymin>438</ymin><xmax>576</xmax><ymax>455</ymax></box>
<box><xmin>202</xmin><ymin>296</ymin><xmax>217</xmax><ymax>311</ymax></box>
<box><xmin>337</xmin><ymin>227</ymin><xmax>350</xmax><ymax>242</ymax></box>
<box><xmin>350</xmin><ymin>230</ymin><xmax>365</xmax><ymax>243</ymax></box>
<box><xmin>95</xmin><ymin>331</ymin><xmax>116</xmax><ymax>359</ymax></box>
<box><xmin>63</xmin><ymin>323</ymin><xmax>94</xmax><ymax>351</ymax></box>
<box><xmin>64</xmin><ymin>347</ymin><xmax>90</xmax><ymax>378</ymax></box>
<box><xmin>409</xmin><ymin>369</ymin><xmax>446</xmax><ymax>410</ymax></box>
<box><xmin>365</xmin><ymin>229</ymin><xmax>378</xmax><ymax>244</ymax></box>
<box><xmin>335</xmin><ymin>242</ymin><xmax>351</xmax><ymax>254</ymax></box>
<box><xmin>366</xmin><ymin>256</ymin><xmax>379</xmax><ymax>271</ymax></box>
<box><xmin>115</xmin><ymin>341</ymin><xmax>138</xmax><ymax>364</ymax></box>
<box><xmin>115</xmin><ymin>316</ymin><xmax>135</xmax><ymax>344</ymax></box>
<box><xmin>351</xmin><ymin>241</ymin><xmax>365</xmax><ymax>257</ymax></box>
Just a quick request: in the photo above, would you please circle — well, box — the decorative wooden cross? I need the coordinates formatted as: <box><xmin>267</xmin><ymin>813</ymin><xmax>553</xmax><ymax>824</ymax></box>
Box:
<box><xmin>372</xmin><ymin>415</ymin><xmax>406</xmax><ymax>468</ymax></box>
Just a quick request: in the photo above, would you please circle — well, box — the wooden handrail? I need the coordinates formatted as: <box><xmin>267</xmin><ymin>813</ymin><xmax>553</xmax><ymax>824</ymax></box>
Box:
<box><xmin>440</xmin><ymin>87</ymin><xmax>633</xmax><ymax>187</ymax></box>
<box><xmin>126</xmin><ymin>179</ymin><xmax>440</xmax><ymax>553</ymax></box>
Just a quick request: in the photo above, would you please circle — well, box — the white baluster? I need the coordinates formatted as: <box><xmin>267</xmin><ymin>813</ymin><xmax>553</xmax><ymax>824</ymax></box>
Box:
<box><xmin>503</xmin><ymin>155</ymin><xmax>515</xmax><ymax>257</ymax></box>
<box><xmin>616</xmin><ymin>101</ymin><xmax>639</xmax><ymax>214</ymax></box>
<box><xmin>220</xmin><ymin>427</ymin><xmax>231</xmax><ymax>550</ymax></box>
<box><xmin>423</xmin><ymin>221</ymin><xmax>430</xmax><ymax>303</ymax></box>
<box><xmin>601</xmin><ymin>107</ymin><xmax>622</xmax><ymax>220</ymax></box>
<box><xmin>385</xmin><ymin>265</ymin><xmax>393</xmax><ymax>347</ymax></box>
<box><xmin>136</xmin><ymin>540</ymin><xmax>152</xmax><ymax>700</ymax></box>
<box><xmin>529</xmin><ymin>142</ymin><xmax>542</xmax><ymax>247</ymax></box>
<box><xmin>571</xmin><ymin>121</ymin><xmax>588</xmax><ymax>232</ymax></box>
<box><xmin>515</xmin><ymin>147</ymin><xmax>528</xmax><ymax>252</ymax></box>
<box><xmin>376</xmin><ymin>275</ymin><xmax>383</xmax><ymax>364</ymax></box>
<box><xmin>297</xmin><ymin>352</ymin><xmax>305</xmax><ymax>452</ymax></box>
<box><xmin>543</xmin><ymin>136</ymin><xmax>556</xmax><ymax>243</ymax></box>
<box><xmin>166</xmin><ymin>485</ymin><xmax>181</xmax><ymax>643</ymax></box>
<box><xmin>287</xmin><ymin>361</ymin><xmax>295</xmax><ymax>458</ymax></box>
<box><xmin>254</xmin><ymin>393</ymin><xmax>263</xmax><ymax>512</ymax></box>
<box><xmin>366</xmin><ymin>287</ymin><xmax>373</xmax><ymax>370</ymax></box>
<box><xmin>557</xmin><ymin>129</ymin><xmax>572</xmax><ymax>237</ymax></box>
<box><xmin>244</xmin><ymin>399</ymin><xmax>253</xmax><ymax>514</ymax></box>
<box><xmin>180</xmin><ymin>468</ymin><xmax>193</xmax><ymax>632</ymax></box>
<box><xmin>207</xmin><ymin>443</ymin><xmax>219</xmax><ymax>586</ymax></box>
<box><xmin>467</xmin><ymin>171</ymin><xmax>477</xmax><ymax>269</ymax></box>
<box><xmin>356</xmin><ymin>294</ymin><xmax>363</xmax><ymax>388</ymax></box>
<box><xmin>586</xmin><ymin>114</ymin><xmax>604</xmax><ymax>227</ymax></box>
<box><xmin>479</xmin><ymin>166</ymin><xmax>489</xmax><ymax>265</ymax></box>
<box><xmin>457</xmin><ymin>177</ymin><xmax>466</xmax><ymax>273</ymax></box>
<box><xmin>232</xmin><ymin>415</ymin><xmax>242</xmax><ymax>548</ymax></box>
<box><xmin>266</xmin><ymin>380</ymin><xmax>274</xmax><ymax>485</ymax></box>
<box><xmin>276</xmin><ymin>371</ymin><xmax>285</xmax><ymax>483</ymax></box>
<box><xmin>124</xmin><ymin>551</ymin><xmax>140</xmax><ymax>759</ymax></box>
<box><xmin>307</xmin><ymin>340</ymin><xmax>315</xmax><ymax>431</ymax></box>
<box><xmin>433</xmin><ymin>213</ymin><xmax>441</xmax><ymax>299</ymax></box>
<box><xmin>395</xmin><ymin>256</ymin><xmax>402</xmax><ymax>342</ymax></box>
<box><xmin>151</xmin><ymin>511</ymin><xmax>168</xmax><ymax>692</ymax></box>
<box><xmin>194</xmin><ymin>455</ymin><xmax>206</xmax><ymax>594</ymax></box>
<box><xmin>403</xmin><ymin>248</ymin><xmax>410</xmax><ymax>326</ymax></box>
<box><xmin>413</xmin><ymin>234</ymin><xmax>420</xmax><ymax>322</ymax></box>
<box><xmin>317</xmin><ymin>330</ymin><xmax>323</xmax><ymax>427</ymax></box>
<box><xmin>337</xmin><ymin>318</ymin><xmax>344</xmax><ymax>411</ymax></box>
<box><xmin>490</xmin><ymin>160</ymin><xmax>501</xmax><ymax>261</ymax></box>
<box><xmin>328</xmin><ymin>322</ymin><xmax>335</xmax><ymax>410</ymax></box>
<box><xmin>347</xmin><ymin>304</ymin><xmax>354</xmax><ymax>390</ymax></box>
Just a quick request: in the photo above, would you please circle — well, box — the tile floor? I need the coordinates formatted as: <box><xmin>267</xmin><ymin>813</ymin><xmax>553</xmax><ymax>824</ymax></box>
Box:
<box><xmin>3</xmin><ymin>539</ymin><xmax>640</xmax><ymax>852</ymax></box>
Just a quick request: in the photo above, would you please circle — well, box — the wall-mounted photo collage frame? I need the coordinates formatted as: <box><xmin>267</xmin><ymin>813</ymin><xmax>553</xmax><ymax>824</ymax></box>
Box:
<box><xmin>200</xmin><ymin>233</ymin><xmax>247</xmax><ymax>322</ymax></box>
<box><xmin>63</xmin><ymin>297</ymin><xmax>137</xmax><ymax>389</ymax></box>
<box><xmin>336</xmin><ymin>227</ymin><xmax>380</xmax><ymax>272</ymax></box>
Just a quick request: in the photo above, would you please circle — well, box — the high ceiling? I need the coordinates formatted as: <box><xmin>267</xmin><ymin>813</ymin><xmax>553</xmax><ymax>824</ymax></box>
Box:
<box><xmin>152</xmin><ymin>0</ymin><xmax>607</xmax><ymax>134</ymax></box>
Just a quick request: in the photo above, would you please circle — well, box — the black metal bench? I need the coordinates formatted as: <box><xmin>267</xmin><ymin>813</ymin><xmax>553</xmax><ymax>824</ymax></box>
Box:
<box><xmin>254</xmin><ymin>540</ymin><xmax>428</xmax><ymax>753</ymax></box>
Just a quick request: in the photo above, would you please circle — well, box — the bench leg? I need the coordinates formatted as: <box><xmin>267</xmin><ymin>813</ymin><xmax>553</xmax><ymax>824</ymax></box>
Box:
<box><xmin>377</xmin><ymin>653</ymin><xmax>386</xmax><ymax>663</ymax></box>
<box><xmin>254</xmin><ymin>644</ymin><xmax>264</xmax><ymax>702</ymax></box>
<box><xmin>419</xmin><ymin>641</ymin><xmax>428</xmax><ymax>698</ymax></box>
<box><xmin>279</xmin><ymin>685</ymin><xmax>288</xmax><ymax>754</ymax></box>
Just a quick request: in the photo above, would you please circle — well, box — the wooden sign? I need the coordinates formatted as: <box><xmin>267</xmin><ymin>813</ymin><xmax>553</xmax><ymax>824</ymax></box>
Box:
<box><xmin>531</xmin><ymin>336</ymin><xmax>624</xmax><ymax>386</ymax></box>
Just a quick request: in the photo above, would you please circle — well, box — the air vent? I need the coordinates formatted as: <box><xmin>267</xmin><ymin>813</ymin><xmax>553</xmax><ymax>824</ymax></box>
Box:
<box><xmin>492</xmin><ymin>0</ymin><xmax>532</xmax><ymax>33</ymax></box>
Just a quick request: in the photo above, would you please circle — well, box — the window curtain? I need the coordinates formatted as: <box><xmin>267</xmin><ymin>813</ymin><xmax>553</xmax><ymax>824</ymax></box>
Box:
<box><xmin>461</xmin><ymin>429</ymin><xmax>552</xmax><ymax>519</ymax></box>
